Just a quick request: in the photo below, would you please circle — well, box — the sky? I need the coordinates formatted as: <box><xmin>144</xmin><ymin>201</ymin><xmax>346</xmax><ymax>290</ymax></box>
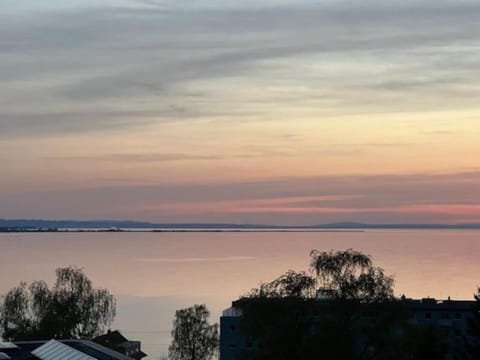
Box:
<box><xmin>1</xmin><ymin>0</ymin><xmax>480</xmax><ymax>225</ymax></box>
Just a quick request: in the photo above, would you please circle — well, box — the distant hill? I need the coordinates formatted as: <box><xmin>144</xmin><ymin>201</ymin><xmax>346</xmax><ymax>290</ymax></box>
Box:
<box><xmin>315</xmin><ymin>222</ymin><xmax>480</xmax><ymax>229</ymax></box>
<box><xmin>1</xmin><ymin>218</ymin><xmax>480</xmax><ymax>230</ymax></box>
<box><xmin>0</xmin><ymin>219</ymin><xmax>273</xmax><ymax>230</ymax></box>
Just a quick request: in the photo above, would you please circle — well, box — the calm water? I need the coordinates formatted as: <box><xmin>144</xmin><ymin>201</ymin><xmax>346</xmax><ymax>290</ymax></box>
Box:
<box><xmin>1</xmin><ymin>230</ymin><xmax>479</xmax><ymax>359</ymax></box>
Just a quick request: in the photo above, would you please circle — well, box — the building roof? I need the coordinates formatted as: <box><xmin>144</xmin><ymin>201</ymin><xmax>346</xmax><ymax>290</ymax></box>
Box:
<box><xmin>226</xmin><ymin>297</ymin><xmax>476</xmax><ymax>316</ymax></box>
<box><xmin>31</xmin><ymin>340</ymin><xmax>96</xmax><ymax>360</ymax></box>
<box><xmin>0</xmin><ymin>344</ymin><xmax>17</xmax><ymax>351</ymax></box>
<box><xmin>66</xmin><ymin>340</ymin><xmax>135</xmax><ymax>360</ymax></box>
<box><xmin>1</xmin><ymin>340</ymin><xmax>135</xmax><ymax>360</ymax></box>
<box><xmin>92</xmin><ymin>331</ymin><xmax>147</xmax><ymax>360</ymax></box>
<box><xmin>92</xmin><ymin>331</ymin><xmax>128</xmax><ymax>347</ymax></box>
<box><xmin>401</xmin><ymin>298</ymin><xmax>476</xmax><ymax>311</ymax></box>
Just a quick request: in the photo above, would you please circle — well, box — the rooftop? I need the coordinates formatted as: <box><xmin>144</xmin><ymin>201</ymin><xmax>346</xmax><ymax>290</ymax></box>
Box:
<box><xmin>0</xmin><ymin>340</ymin><xmax>135</xmax><ymax>360</ymax></box>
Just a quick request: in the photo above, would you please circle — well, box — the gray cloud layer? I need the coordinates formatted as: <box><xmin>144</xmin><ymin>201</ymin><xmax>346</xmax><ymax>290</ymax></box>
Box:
<box><xmin>2</xmin><ymin>171</ymin><xmax>480</xmax><ymax>224</ymax></box>
<box><xmin>1</xmin><ymin>0</ymin><xmax>480</xmax><ymax>137</ymax></box>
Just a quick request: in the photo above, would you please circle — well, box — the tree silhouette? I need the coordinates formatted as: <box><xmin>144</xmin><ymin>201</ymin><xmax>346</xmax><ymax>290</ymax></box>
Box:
<box><xmin>248</xmin><ymin>270</ymin><xmax>316</xmax><ymax>299</ymax></box>
<box><xmin>0</xmin><ymin>266</ymin><xmax>116</xmax><ymax>340</ymax></box>
<box><xmin>468</xmin><ymin>288</ymin><xmax>480</xmax><ymax>358</ymax></box>
<box><xmin>237</xmin><ymin>249</ymin><xmax>450</xmax><ymax>360</ymax></box>
<box><xmin>310</xmin><ymin>248</ymin><xmax>394</xmax><ymax>302</ymax></box>
<box><xmin>169</xmin><ymin>304</ymin><xmax>218</xmax><ymax>360</ymax></box>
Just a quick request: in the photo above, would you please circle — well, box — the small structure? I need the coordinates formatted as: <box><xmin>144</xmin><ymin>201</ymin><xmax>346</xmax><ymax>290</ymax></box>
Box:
<box><xmin>0</xmin><ymin>343</ymin><xmax>17</xmax><ymax>360</ymax></box>
<box><xmin>0</xmin><ymin>339</ymin><xmax>135</xmax><ymax>360</ymax></box>
<box><xmin>0</xmin><ymin>343</ymin><xmax>17</xmax><ymax>351</ymax></box>
<box><xmin>93</xmin><ymin>331</ymin><xmax>147</xmax><ymax>360</ymax></box>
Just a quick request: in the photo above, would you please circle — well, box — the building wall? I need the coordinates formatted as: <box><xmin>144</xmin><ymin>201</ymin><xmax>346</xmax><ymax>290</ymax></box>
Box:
<box><xmin>220</xmin><ymin>316</ymin><xmax>244</xmax><ymax>360</ymax></box>
<box><xmin>220</xmin><ymin>299</ymin><xmax>477</xmax><ymax>360</ymax></box>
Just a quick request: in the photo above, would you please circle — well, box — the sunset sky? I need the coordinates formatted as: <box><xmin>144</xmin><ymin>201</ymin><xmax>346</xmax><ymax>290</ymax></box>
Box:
<box><xmin>1</xmin><ymin>0</ymin><xmax>480</xmax><ymax>225</ymax></box>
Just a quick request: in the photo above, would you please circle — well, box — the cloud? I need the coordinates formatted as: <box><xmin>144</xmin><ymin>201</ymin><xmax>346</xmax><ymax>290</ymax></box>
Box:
<box><xmin>44</xmin><ymin>153</ymin><xmax>222</xmax><ymax>162</ymax></box>
<box><xmin>41</xmin><ymin>148</ymin><xmax>300</xmax><ymax>162</ymax></box>
<box><xmin>134</xmin><ymin>256</ymin><xmax>257</xmax><ymax>263</ymax></box>
<box><xmin>130</xmin><ymin>195</ymin><xmax>364</xmax><ymax>213</ymax></box>
<box><xmin>2</xmin><ymin>170</ymin><xmax>480</xmax><ymax>224</ymax></box>
<box><xmin>1</xmin><ymin>1</ymin><xmax>480</xmax><ymax>137</ymax></box>
<box><xmin>217</xmin><ymin>204</ymin><xmax>480</xmax><ymax>216</ymax></box>
<box><xmin>0</xmin><ymin>110</ymin><xmax>156</xmax><ymax>137</ymax></box>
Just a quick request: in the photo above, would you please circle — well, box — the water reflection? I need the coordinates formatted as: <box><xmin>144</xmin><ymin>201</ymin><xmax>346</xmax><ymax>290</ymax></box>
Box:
<box><xmin>1</xmin><ymin>230</ymin><xmax>479</xmax><ymax>358</ymax></box>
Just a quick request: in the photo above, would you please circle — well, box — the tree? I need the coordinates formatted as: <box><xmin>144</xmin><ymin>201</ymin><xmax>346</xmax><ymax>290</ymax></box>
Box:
<box><xmin>310</xmin><ymin>248</ymin><xmax>394</xmax><ymax>302</ymax></box>
<box><xmin>0</xmin><ymin>282</ymin><xmax>35</xmax><ymax>340</ymax></box>
<box><xmin>407</xmin><ymin>324</ymin><xmax>449</xmax><ymax>360</ymax></box>
<box><xmin>248</xmin><ymin>270</ymin><xmax>317</xmax><ymax>299</ymax></box>
<box><xmin>169</xmin><ymin>304</ymin><xmax>218</xmax><ymax>360</ymax></box>
<box><xmin>237</xmin><ymin>249</ymin><xmax>412</xmax><ymax>360</ymax></box>
<box><xmin>467</xmin><ymin>288</ymin><xmax>480</xmax><ymax>358</ymax></box>
<box><xmin>0</xmin><ymin>266</ymin><xmax>116</xmax><ymax>340</ymax></box>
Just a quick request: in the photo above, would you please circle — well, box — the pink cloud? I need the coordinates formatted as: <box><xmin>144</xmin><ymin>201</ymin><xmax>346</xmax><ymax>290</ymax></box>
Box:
<box><xmin>130</xmin><ymin>194</ymin><xmax>480</xmax><ymax>218</ymax></box>
<box><xmin>129</xmin><ymin>195</ymin><xmax>364</xmax><ymax>214</ymax></box>
<box><xmin>394</xmin><ymin>204</ymin><xmax>480</xmax><ymax>216</ymax></box>
<box><xmin>229</xmin><ymin>204</ymin><xmax>480</xmax><ymax>216</ymax></box>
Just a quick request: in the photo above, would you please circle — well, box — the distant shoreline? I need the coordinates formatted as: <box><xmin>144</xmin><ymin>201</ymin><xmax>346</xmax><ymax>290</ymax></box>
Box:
<box><xmin>2</xmin><ymin>219</ymin><xmax>480</xmax><ymax>232</ymax></box>
<box><xmin>4</xmin><ymin>227</ymin><xmax>480</xmax><ymax>233</ymax></box>
<box><xmin>0</xmin><ymin>228</ymin><xmax>365</xmax><ymax>233</ymax></box>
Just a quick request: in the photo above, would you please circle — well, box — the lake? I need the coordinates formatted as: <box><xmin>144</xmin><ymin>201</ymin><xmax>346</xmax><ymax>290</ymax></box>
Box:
<box><xmin>1</xmin><ymin>230</ymin><xmax>479</xmax><ymax>359</ymax></box>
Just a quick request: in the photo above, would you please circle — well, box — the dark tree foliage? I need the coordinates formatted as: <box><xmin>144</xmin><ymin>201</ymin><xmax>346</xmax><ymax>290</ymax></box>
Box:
<box><xmin>248</xmin><ymin>270</ymin><xmax>316</xmax><ymax>299</ymax></box>
<box><xmin>238</xmin><ymin>249</ymin><xmax>449</xmax><ymax>360</ymax></box>
<box><xmin>476</xmin><ymin>288</ymin><xmax>480</xmax><ymax>331</ymax></box>
<box><xmin>237</xmin><ymin>298</ymin><xmax>319</xmax><ymax>360</ymax></box>
<box><xmin>310</xmin><ymin>249</ymin><xmax>394</xmax><ymax>302</ymax></box>
<box><xmin>406</xmin><ymin>324</ymin><xmax>449</xmax><ymax>360</ymax></box>
<box><xmin>0</xmin><ymin>266</ymin><xmax>116</xmax><ymax>340</ymax></box>
<box><xmin>169</xmin><ymin>304</ymin><xmax>218</xmax><ymax>360</ymax></box>
<box><xmin>467</xmin><ymin>288</ymin><xmax>480</xmax><ymax>358</ymax></box>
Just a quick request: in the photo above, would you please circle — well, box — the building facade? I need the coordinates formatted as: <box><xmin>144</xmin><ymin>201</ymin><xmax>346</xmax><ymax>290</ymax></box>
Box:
<box><xmin>220</xmin><ymin>297</ymin><xmax>478</xmax><ymax>360</ymax></box>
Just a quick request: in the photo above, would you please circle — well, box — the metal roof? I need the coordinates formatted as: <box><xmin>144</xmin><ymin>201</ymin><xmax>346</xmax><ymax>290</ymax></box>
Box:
<box><xmin>0</xmin><ymin>343</ymin><xmax>17</xmax><ymax>350</ymax></box>
<box><xmin>5</xmin><ymin>340</ymin><xmax>135</xmax><ymax>360</ymax></box>
<box><xmin>31</xmin><ymin>340</ymin><xmax>96</xmax><ymax>360</ymax></box>
<box><xmin>66</xmin><ymin>340</ymin><xmax>135</xmax><ymax>360</ymax></box>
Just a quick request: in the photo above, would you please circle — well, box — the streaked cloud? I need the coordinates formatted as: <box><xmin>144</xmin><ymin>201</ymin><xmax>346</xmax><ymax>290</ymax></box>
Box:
<box><xmin>1</xmin><ymin>0</ymin><xmax>480</xmax><ymax>224</ymax></box>
<box><xmin>132</xmin><ymin>195</ymin><xmax>364</xmax><ymax>213</ymax></box>
<box><xmin>135</xmin><ymin>256</ymin><xmax>257</xmax><ymax>263</ymax></box>
<box><xmin>2</xmin><ymin>171</ymin><xmax>480</xmax><ymax>225</ymax></box>
<box><xmin>44</xmin><ymin>153</ymin><xmax>222</xmax><ymax>163</ymax></box>
<box><xmin>1</xmin><ymin>0</ymin><xmax>480</xmax><ymax>136</ymax></box>
<box><xmin>219</xmin><ymin>204</ymin><xmax>480</xmax><ymax>216</ymax></box>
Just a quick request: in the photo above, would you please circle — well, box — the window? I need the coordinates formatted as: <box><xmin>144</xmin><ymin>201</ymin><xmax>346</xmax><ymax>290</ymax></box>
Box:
<box><xmin>230</xmin><ymin>325</ymin><xmax>237</xmax><ymax>332</ymax></box>
<box><xmin>425</xmin><ymin>312</ymin><xmax>432</xmax><ymax>320</ymax></box>
<box><xmin>441</xmin><ymin>312</ymin><xmax>449</xmax><ymax>319</ymax></box>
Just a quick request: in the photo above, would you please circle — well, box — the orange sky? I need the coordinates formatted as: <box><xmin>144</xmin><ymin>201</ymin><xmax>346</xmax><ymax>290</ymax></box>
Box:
<box><xmin>1</xmin><ymin>1</ymin><xmax>480</xmax><ymax>224</ymax></box>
